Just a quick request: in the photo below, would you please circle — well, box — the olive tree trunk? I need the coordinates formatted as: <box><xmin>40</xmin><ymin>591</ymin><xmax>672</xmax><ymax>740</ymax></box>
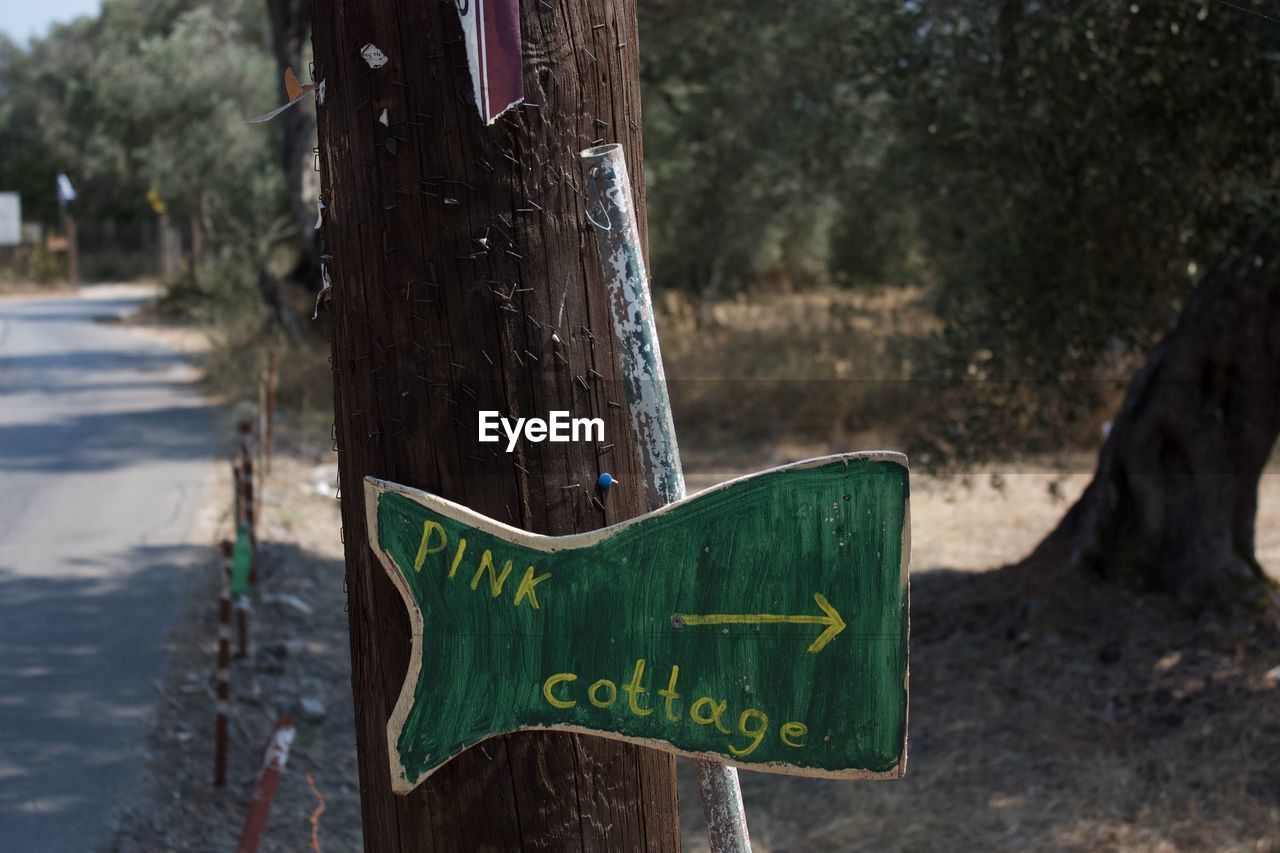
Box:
<box><xmin>1047</xmin><ymin>228</ymin><xmax>1280</xmax><ymax>610</ymax></box>
<box><xmin>265</xmin><ymin>0</ymin><xmax>320</xmax><ymax>289</ymax></box>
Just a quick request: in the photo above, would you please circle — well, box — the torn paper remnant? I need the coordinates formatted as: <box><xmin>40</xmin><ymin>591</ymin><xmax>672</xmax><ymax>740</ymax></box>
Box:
<box><xmin>248</xmin><ymin>67</ymin><xmax>314</xmax><ymax>124</ymax></box>
<box><xmin>361</xmin><ymin>44</ymin><xmax>389</xmax><ymax>69</ymax></box>
<box><xmin>284</xmin><ymin>66</ymin><xmax>306</xmax><ymax>101</ymax></box>
<box><xmin>454</xmin><ymin>0</ymin><xmax>524</xmax><ymax>125</ymax></box>
<box><xmin>313</xmin><ymin>263</ymin><xmax>333</xmax><ymax>320</ymax></box>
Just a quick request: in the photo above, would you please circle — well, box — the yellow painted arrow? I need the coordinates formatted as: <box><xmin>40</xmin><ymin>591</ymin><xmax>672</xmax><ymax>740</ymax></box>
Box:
<box><xmin>673</xmin><ymin>593</ymin><xmax>847</xmax><ymax>654</ymax></box>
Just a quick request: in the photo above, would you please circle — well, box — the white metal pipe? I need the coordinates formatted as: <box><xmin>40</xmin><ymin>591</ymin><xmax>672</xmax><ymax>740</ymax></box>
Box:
<box><xmin>581</xmin><ymin>142</ymin><xmax>751</xmax><ymax>853</ymax></box>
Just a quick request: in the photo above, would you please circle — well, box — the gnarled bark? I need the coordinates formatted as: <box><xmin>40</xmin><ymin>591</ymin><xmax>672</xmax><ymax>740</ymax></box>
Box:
<box><xmin>1047</xmin><ymin>227</ymin><xmax>1280</xmax><ymax>610</ymax></box>
<box><xmin>265</xmin><ymin>0</ymin><xmax>320</xmax><ymax>289</ymax></box>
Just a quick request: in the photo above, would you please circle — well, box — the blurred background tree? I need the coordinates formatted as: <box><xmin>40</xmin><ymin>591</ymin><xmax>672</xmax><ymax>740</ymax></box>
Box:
<box><xmin>642</xmin><ymin>0</ymin><xmax>1279</xmax><ymax>456</ymax></box>
<box><xmin>0</xmin><ymin>0</ymin><xmax>296</xmax><ymax>319</ymax></box>
<box><xmin>94</xmin><ymin>4</ymin><xmax>283</xmax><ymax>283</ymax></box>
<box><xmin>641</xmin><ymin>1</ymin><xmax>921</xmax><ymax>301</ymax></box>
<box><xmin>883</xmin><ymin>0</ymin><xmax>1280</xmax><ymax>460</ymax></box>
<box><xmin>1</xmin><ymin>0</ymin><xmax>1276</xmax><ymax>605</ymax></box>
<box><xmin>6</xmin><ymin>0</ymin><xmax>1274</xmax><ymax>395</ymax></box>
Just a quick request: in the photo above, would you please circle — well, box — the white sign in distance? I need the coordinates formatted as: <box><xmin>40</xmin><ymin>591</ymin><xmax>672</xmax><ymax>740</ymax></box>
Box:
<box><xmin>0</xmin><ymin>193</ymin><xmax>20</xmax><ymax>247</ymax></box>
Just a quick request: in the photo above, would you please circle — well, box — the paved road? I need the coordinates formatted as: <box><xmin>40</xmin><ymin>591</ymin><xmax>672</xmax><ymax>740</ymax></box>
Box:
<box><xmin>0</xmin><ymin>286</ymin><xmax>215</xmax><ymax>851</ymax></box>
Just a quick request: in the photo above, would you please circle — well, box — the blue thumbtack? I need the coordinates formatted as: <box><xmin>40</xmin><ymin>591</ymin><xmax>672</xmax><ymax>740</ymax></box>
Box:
<box><xmin>597</xmin><ymin>472</ymin><xmax>617</xmax><ymax>489</ymax></box>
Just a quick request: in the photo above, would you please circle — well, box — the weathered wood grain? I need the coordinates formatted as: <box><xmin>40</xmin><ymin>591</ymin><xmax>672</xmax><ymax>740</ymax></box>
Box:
<box><xmin>310</xmin><ymin>0</ymin><xmax>678</xmax><ymax>849</ymax></box>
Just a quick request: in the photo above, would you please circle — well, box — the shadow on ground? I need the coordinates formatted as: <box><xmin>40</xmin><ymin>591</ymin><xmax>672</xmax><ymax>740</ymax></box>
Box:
<box><xmin>100</xmin><ymin>454</ymin><xmax>1280</xmax><ymax>852</ymax></box>
<box><xmin>108</xmin><ymin>536</ymin><xmax>363</xmax><ymax>853</ymax></box>
<box><xmin>0</xmin><ymin>402</ymin><xmax>213</xmax><ymax>473</ymax></box>
<box><xmin>679</xmin><ymin>557</ymin><xmax>1280</xmax><ymax>852</ymax></box>
<box><xmin>0</xmin><ymin>545</ymin><xmax>205</xmax><ymax>846</ymax></box>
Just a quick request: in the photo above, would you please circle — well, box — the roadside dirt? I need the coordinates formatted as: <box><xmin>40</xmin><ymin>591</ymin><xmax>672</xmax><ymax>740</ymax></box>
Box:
<box><xmin>109</xmin><ymin>431</ymin><xmax>1280</xmax><ymax>852</ymax></box>
<box><xmin>106</xmin><ymin>451</ymin><xmax>360</xmax><ymax>853</ymax></box>
<box><xmin>680</xmin><ymin>447</ymin><xmax>1280</xmax><ymax>852</ymax></box>
<box><xmin>0</xmin><ymin>280</ymin><xmax>76</xmax><ymax>297</ymax></box>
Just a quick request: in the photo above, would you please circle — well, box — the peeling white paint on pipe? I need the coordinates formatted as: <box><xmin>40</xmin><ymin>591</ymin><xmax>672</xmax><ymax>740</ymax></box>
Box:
<box><xmin>580</xmin><ymin>143</ymin><xmax>686</xmax><ymax>508</ymax></box>
<box><xmin>580</xmin><ymin>143</ymin><xmax>751</xmax><ymax>853</ymax></box>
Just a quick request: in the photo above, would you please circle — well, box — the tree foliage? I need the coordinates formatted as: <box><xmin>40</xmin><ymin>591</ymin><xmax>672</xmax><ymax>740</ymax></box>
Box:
<box><xmin>641</xmin><ymin>1</ymin><xmax>919</xmax><ymax>295</ymax></box>
<box><xmin>95</xmin><ymin>5</ymin><xmax>281</xmax><ymax>239</ymax></box>
<box><xmin>892</xmin><ymin>1</ymin><xmax>1280</xmax><ymax>459</ymax></box>
<box><xmin>3</xmin><ymin>0</ymin><xmax>1277</xmax><ymax>461</ymax></box>
<box><xmin>0</xmin><ymin>0</ymin><xmax>286</xmax><ymax>297</ymax></box>
<box><xmin>642</xmin><ymin>0</ymin><xmax>1280</xmax><ymax>461</ymax></box>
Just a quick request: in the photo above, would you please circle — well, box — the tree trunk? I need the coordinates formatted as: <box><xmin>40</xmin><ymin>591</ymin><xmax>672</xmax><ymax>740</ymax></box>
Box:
<box><xmin>265</xmin><ymin>0</ymin><xmax>320</xmax><ymax>288</ymax></box>
<box><xmin>311</xmin><ymin>1</ymin><xmax>681</xmax><ymax>850</ymax></box>
<box><xmin>1046</xmin><ymin>227</ymin><xmax>1280</xmax><ymax>610</ymax></box>
<box><xmin>157</xmin><ymin>212</ymin><xmax>178</xmax><ymax>281</ymax></box>
<box><xmin>189</xmin><ymin>204</ymin><xmax>202</xmax><ymax>290</ymax></box>
<box><xmin>64</xmin><ymin>213</ymin><xmax>78</xmax><ymax>286</ymax></box>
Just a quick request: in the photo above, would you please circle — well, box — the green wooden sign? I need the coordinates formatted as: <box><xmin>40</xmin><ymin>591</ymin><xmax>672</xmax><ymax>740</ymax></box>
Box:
<box><xmin>365</xmin><ymin>452</ymin><xmax>910</xmax><ymax>793</ymax></box>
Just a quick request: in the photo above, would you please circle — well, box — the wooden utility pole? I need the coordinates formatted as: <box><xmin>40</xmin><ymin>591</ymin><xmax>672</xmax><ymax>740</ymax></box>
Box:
<box><xmin>311</xmin><ymin>1</ymin><xmax>681</xmax><ymax>850</ymax></box>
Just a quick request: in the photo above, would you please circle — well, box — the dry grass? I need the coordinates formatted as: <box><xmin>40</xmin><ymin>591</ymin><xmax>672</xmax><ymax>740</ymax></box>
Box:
<box><xmin>678</xmin><ymin>446</ymin><xmax>1280</xmax><ymax>853</ymax></box>
<box><xmin>665</xmin><ymin>285</ymin><xmax>1280</xmax><ymax>851</ymax></box>
<box><xmin>120</xmin><ymin>287</ymin><xmax>1280</xmax><ymax>851</ymax></box>
<box><xmin>657</xmin><ymin>288</ymin><xmax>934</xmax><ymax>453</ymax></box>
<box><xmin>677</xmin><ymin>559</ymin><xmax>1280</xmax><ymax>852</ymax></box>
<box><xmin>0</xmin><ymin>280</ymin><xmax>76</xmax><ymax>296</ymax></box>
<box><xmin>658</xmin><ymin>286</ymin><xmax>1128</xmax><ymax>469</ymax></box>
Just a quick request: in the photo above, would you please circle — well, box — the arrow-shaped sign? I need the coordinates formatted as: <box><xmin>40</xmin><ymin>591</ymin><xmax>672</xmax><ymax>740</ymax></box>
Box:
<box><xmin>674</xmin><ymin>592</ymin><xmax>847</xmax><ymax>654</ymax></box>
<box><xmin>366</xmin><ymin>452</ymin><xmax>910</xmax><ymax>793</ymax></box>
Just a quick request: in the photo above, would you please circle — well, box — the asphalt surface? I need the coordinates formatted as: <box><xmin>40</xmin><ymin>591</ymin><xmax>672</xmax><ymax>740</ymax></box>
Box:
<box><xmin>0</xmin><ymin>286</ymin><xmax>215</xmax><ymax>851</ymax></box>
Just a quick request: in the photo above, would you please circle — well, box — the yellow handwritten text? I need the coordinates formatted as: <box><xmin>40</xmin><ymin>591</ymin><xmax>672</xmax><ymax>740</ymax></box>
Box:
<box><xmin>690</xmin><ymin>697</ymin><xmax>732</xmax><ymax>734</ymax></box>
<box><xmin>658</xmin><ymin>665</ymin><xmax>681</xmax><ymax>721</ymax></box>
<box><xmin>539</xmin><ymin>658</ymin><xmax>808</xmax><ymax>759</ymax></box>
<box><xmin>513</xmin><ymin>566</ymin><xmax>552</xmax><ymax>609</ymax></box>
<box><xmin>780</xmin><ymin>721</ymin><xmax>808</xmax><ymax>749</ymax></box>
<box><xmin>622</xmin><ymin>658</ymin><xmax>653</xmax><ymax>716</ymax></box>
<box><xmin>588</xmin><ymin>678</ymin><xmax>617</xmax><ymax>708</ymax></box>
<box><xmin>413</xmin><ymin>520</ymin><xmax>550</xmax><ymax>608</ymax></box>
<box><xmin>470</xmin><ymin>550</ymin><xmax>514</xmax><ymax>598</ymax></box>
<box><xmin>413</xmin><ymin>521</ymin><xmax>447</xmax><ymax>572</ymax></box>
<box><xmin>543</xmin><ymin>673</ymin><xmax>577</xmax><ymax>709</ymax></box>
